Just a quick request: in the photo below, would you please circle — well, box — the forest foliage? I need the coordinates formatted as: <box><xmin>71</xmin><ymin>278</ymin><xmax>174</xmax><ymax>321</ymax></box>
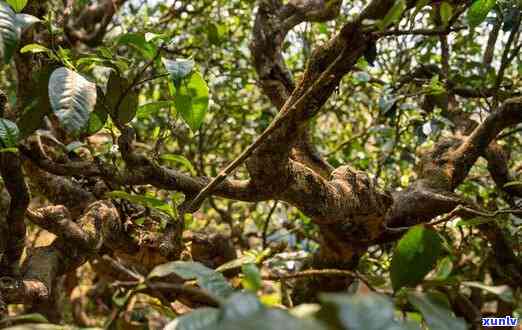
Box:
<box><xmin>0</xmin><ymin>0</ymin><xmax>521</xmax><ymax>329</ymax></box>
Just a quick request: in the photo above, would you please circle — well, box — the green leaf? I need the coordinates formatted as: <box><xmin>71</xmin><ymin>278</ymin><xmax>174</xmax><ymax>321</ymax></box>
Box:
<box><xmin>173</xmin><ymin>71</ymin><xmax>209</xmax><ymax>131</ymax></box>
<box><xmin>318</xmin><ymin>293</ymin><xmax>421</xmax><ymax>330</ymax></box>
<box><xmin>427</xmin><ymin>75</ymin><xmax>446</xmax><ymax>95</ymax></box>
<box><xmin>112</xmin><ymin>288</ymin><xmax>133</xmax><ymax>308</ymax></box>
<box><xmin>165</xmin><ymin>308</ymin><xmax>220</xmax><ymax>330</ymax></box>
<box><xmin>467</xmin><ymin>0</ymin><xmax>496</xmax><ymax>27</ymax></box>
<box><xmin>0</xmin><ymin>147</ymin><xmax>18</xmax><ymax>153</ymax></box>
<box><xmin>216</xmin><ymin>254</ymin><xmax>257</xmax><ymax>273</ymax></box>
<box><xmin>218</xmin><ymin>293</ymin><xmax>325</xmax><ymax>330</ymax></box>
<box><xmin>148</xmin><ymin>261</ymin><xmax>234</xmax><ymax>299</ymax></box>
<box><xmin>354</xmin><ymin>71</ymin><xmax>370</xmax><ymax>83</ymax></box>
<box><xmin>218</xmin><ymin>309</ymin><xmax>324</xmax><ymax>330</ymax></box>
<box><xmin>206</xmin><ymin>23</ymin><xmax>226</xmax><ymax>45</ymax></box>
<box><xmin>241</xmin><ymin>263</ymin><xmax>262</xmax><ymax>292</ymax></box>
<box><xmin>504</xmin><ymin>180</ymin><xmax>522</xmax><ymax>187</ymax></box>
<box><xmin>48</xmin><ymin>67</ymin><xmax>97</xmax><ymax>133</ymax></box>
<box><xmin>440</xmin><ymin>2</ymin><xmax>453</xmax><ymax>27</ymax></box>
<box><xmin>144</xmin><ymin>32</ymin><xmax>169</xmax><ymax>43</ymax></box>
<box><xmin>0</xmin><ymin>118</ymin><xmax>19</xmax><ymax>147</ymax></box>
<box><xmin>148</xmin><ymin>261</ymin><xmax>215</xmax><ymax>280</ymax></box>
<box><xmin>198</xmin><ymin>271</ymin><xmax>235</xmax><ymax>299</ymax></box>
<box><xmin>85</xmin><ymin>94</ymin><xmax>108</xmax><ymax>135</ymax></box>
<box><xmin>160</xmin><ymin>154</ymin><xmax>197</xmax><ymax>175</ymax></box>
<box><xmin>20</xmin><ymin>43</ymin><xmax>48</xmax><ymax>54</ymax></box>
<box><xmin>14</xmin><ymin>13</ymin><xmax>39</xmax><ymax>30</ymax></box>
<box><xmin>106</xmin><ymin>190</ymin><xmax>175</xmax><ymax>218</ymax></box>
<box><xmin>0</xmin><ymin>2</ymin><xmax>19</xmax><ymax>63</ymax></box>
<box><xmin>407</xmin><ymin>292</ymin><xmax>467</xmax><ymax>330</ymax></box>
<box><xmin>221</xmin><ymin>293</ymin><xmax>264</xmax><ymax>319</ymax></box>
<box><xmin>136</xmin><ymin>100</ymin><xmax>174</xmax><ymax>119</ymax></box>
<box><xmin>461</xmin><ymin>282</ymin><xmax>514</xmax><ymax>303</ymax></box>
<box><xmin>166</xmin><ymin>293</ymin><xmax>327</xmax><ymax>330</ymax></box>
<box><xmin>390</xmin><ymin>225</ymin><xmax>443</xmax><ymax>291</ymax></box>
<box><xmin>378</xmin><ymin>0</ymin><xmax>407</xmax><ymax>31</ymax></box>
<box><xmin>0</xmin><ymin>4</ymin><xmax>39</xmax><ymax>63</ymax></box>
<box><xmin>207</xmin><ymin>23</ymin><xmax>220</xmax><ymax>45</ymax></box>
<box><xmin>0</xmin><ymin>313</ymin><xmax>48</xmax><ymax>326</ymax></box>
<box><xmin>105</xmin><ymin>71</ymin><xmax>138</xmax><ymax>125</ymax></box>
<box><xmin>163</xmin><ymin>58</ymin><xmax>195</xmax><ymax>87</ymax></box>
<box><xmin>3</xmin><ymin>325</ymin><xmax>68</xmax><ymax>330</ymax></box>
<box><xmin>379</xmin><ymin>94</ymin><xmax>398</xmax><ymax>116</ymax></box>
<box><xmin>76</xmin><ymin>56</ymin><xmax>129</xmax><ymax>74</ymax></box>
<box><xmin>18</xmin><ymin>66</ymin><xmax>54</xmax><ymax>138</ymax></box>
<box><xmin>117</xmin><ymin>32</ymin><xmax>156</xmax><ymax>59</ymax></box>
<box><xmin>6</xmin><ymin>0</ymin><xmax>27</xmax><ymax>12</ymax></box>
<box><xmin>431</xmin><ymin>256</ymin><xmax>453</xmax><ymax>280</ymax></box>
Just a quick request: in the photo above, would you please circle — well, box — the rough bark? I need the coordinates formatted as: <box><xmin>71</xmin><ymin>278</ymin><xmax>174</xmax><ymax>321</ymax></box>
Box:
<box><xmin>0</xmin><ymin>201</ymin><xmax>121</xmax><ymax>306</ymax></box>
<box><xmin>1</xmin><ymin>0</ymin><xmax>521</xmax><ymax>311</ymax></box>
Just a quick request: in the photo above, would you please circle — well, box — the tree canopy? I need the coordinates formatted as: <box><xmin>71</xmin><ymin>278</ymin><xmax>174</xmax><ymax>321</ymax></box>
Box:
<box><xmin>0</xmin><ymin>0</ymin><xmax>521</xmax><ymax>329</ymax></box>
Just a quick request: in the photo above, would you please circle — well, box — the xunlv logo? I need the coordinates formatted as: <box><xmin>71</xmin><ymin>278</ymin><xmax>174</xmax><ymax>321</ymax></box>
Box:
<box><xmin>482</xmin><ymin>316</ymin><xmax>519</xmax><ymax>327</ymax></box>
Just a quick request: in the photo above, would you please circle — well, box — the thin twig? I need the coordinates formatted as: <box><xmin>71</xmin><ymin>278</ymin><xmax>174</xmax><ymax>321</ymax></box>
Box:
<box><xmin>101</xmin><ymin>255</ymin><xmax>144</xmax><ymax>282</ymax></box>
<box><xmin>506</xmin><ymin>42</ymin><xmax>522</xmax><ymax>64</ymax></box>
<box><xmin>114</xmin><ymin>44</ymin><xmax>166</xmax><ymax>117</ymax></box>
<box><xmin>439</xmin><ymin>34</ymin><xmax>450</xmax><ymax>83</ymax></box>
<box><xmin>385</xmin><ymin>205</ymin><xmax>522</xmax><ymax>233</ymax></box>
<box><xmin>262</xmin><ymin>201</ymin><xmax>279</xmax><ymax>249</ymax></box>
<box><xmin>427</xmin><ymin>205</ymin><xmax>522</xmax><ymax>227</ymax></box>
<box><xmin>483</xmin><ymin>14</ymin><xmax>502</xmax><ymax>66</ymax></box>
<box><xmin>326</xmin><ymin>131</ymin><xmax>369</xmax><ymax>157</ymax></box>
<box><xmin>493</xmin><ymin>15</ymin><xmax>521</xmax><ymax>106</ymax></box>
<box><xmin>145</xmin><ymin>283</ymin><xmax>221</xmax><ymax>307</ymax></box>
<box><xmin>375</xmin><ymin>26</ymin><xmax>465</xmax><ymax>37</ymax></box>
<box><xmin>181</xmin><ymin>42</ymin><xmax>351</xmax><ymax>215</ymax></box>
<box><xmin>498</xmin><ymin>126</ymin><xmax>522</xmax><ymax>140</ymax></box>
<box><xmin>134</xmin><ymin>73</ymin><xmax>171</xmax><ymax>87</ymax></box>
<box><xmin>110</xmin><ymin>281</ymin><xmax>221</xmax><ymax>307</ymax></box>
<box><xmin>264</xmin><ymin>269</ymin><xmax>376</xmax><ymax>292</ymax></box>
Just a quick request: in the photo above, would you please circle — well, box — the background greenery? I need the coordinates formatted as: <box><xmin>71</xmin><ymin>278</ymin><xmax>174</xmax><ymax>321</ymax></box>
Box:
<box><xmin>0</xmin><ymin>0</ymin><xmax>521</xmax><ymax>329</ymax></box>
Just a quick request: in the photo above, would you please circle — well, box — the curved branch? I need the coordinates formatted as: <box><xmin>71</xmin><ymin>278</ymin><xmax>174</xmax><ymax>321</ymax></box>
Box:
<box><xmin>0</xmin><ymin>201</ymin><xmax>121</xmax><ymax>305</ymax></box>
<box><xmin>483</xmin><ymin>143</ymin><xmax>522</xmax><ymax>198</ymax></box>
<box><xmin>451</xmin><ymin>97</ymin><xmax>522</xmax><ymax>187</ymax></box>
<box><xmin>0</xmin><ymin>153</ymin><xmax>30</xmax><ymax>272</ymax></box>
<box><xmin>386</xmin><ymin>98</ymin><xmax>522</xmax><ymax>230</ymax></box>
<box><xmin>23</xmin><ymin>160</ymin><xmax>95</xmax><ymax>218</ymax></box>
<box><xmin>64</xmin><ymin>0</ymin><xmax>128</xmax><ymax>46</ymax></box>
<box><xmin>19</xmin><ymin>140</ymin><xmax>268</xmax><ymax>203</ymax></box>
<box><xmin>25</xmin><ymin>206</ymin><xmax>92</xmax><ymax>250</ymax></box>
<box><xmin>250</xmin><ymin>0</ymin><xmax>342</xmax><ymax>178</ymax></box>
